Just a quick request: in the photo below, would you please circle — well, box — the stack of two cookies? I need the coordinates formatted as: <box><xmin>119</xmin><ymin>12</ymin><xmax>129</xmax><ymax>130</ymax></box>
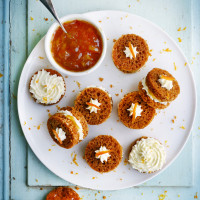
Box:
<box><xmin>138</xmin><ymin>68</ymin><xmax>180</xmax><ymax>110</ymax></box>
<box><xmin>47</xmin><ymin>107</ymin><xmax>88</xmax><ymax>149</ymax></box>
<box><xmin>118</xmin><ymin>68</ymin><xmax>180</xmax><ymax>129</ymax></box>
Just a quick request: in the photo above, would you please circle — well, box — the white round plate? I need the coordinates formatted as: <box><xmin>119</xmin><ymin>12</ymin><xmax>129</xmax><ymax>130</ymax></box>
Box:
<box><xmin>18</xmin><ymin>11</ymin><xmax>196</xmax><ymax>190</ymax></box>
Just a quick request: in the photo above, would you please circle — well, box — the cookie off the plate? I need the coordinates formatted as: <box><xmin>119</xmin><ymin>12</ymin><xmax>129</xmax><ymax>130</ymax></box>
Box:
<box><xmin>46</xmin><ymin>187</ymin><xmax>80</xmax><ymax>200</ymax></box>
<box><xmin>74</xmin><ymin>86</ymin><xmax>112</xmax><ymax>125</ymax></box>
<box><xmin>112</xmin><ymin>34</ymin><xmax>150</xmax><ymax>73</ymax></box>
<box><xmin>118</xmin><ymin>91</ymin><xmax>156</xmax><ymax>129</ymax></box>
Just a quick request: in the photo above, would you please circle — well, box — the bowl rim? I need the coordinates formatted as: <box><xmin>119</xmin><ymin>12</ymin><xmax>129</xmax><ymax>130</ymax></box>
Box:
<box><xmin>45</xmin><ymin>14</ymin><xmax>107</xmax><ymax>76</ymax></box>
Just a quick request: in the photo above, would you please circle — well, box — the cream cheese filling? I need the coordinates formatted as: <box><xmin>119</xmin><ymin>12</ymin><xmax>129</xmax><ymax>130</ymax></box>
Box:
<box><xmin>141</xmin><ymin>78</ymin><xmax>168</xmax><ymax>105</ymax></box>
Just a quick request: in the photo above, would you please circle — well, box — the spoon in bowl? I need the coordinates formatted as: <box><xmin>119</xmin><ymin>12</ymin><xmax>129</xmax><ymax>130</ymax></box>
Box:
<box><xmin>39</xmin><ymin>0</ymin><xmax>68</xmax><ymax>34</ymax></box>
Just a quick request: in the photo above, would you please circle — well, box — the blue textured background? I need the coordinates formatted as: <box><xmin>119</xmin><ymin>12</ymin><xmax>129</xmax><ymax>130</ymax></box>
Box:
<box><xmin>0</xmin><ymin>0</ymin><xmax>200</xmax><ymax>199</ymax></box>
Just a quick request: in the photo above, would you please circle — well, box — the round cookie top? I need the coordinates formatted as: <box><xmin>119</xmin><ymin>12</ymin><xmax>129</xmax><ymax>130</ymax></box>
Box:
<box><xmin>138</xmin><ymin>81</ymin><xmax>170</xmax><ymax>109</ymax></box>
<box><xmin>118</xmin><ymin>91</ymin><xmax>156</xmax><ymax>129</ymax></box>
<box><xmin>146</xmin><ymin>68</ymin><xmax>180</xmax><ymax>102</ymax></box>
<box><xmin>112</xmin><ymin>34</ymin><xmax>150</xmax><ymax>73</ymax></box>
<box><xmin>85</xmin><ymin>135</ymin><xmax>123</xmax><ymax>173</ymax></box>
<box><xmin>29</xmin><ymin>69</ymin><xmax>66</xmax><ymax>105</ymax></box>
<box><xmin>128</xmin><ymin>137</ymin><xmax>166</xmax><ymax>173</ymax></box>
<box><xmin>74</xmin><ymin>86</ymin><xmax>112</xmax><ymax>125</ymax></box>
<box><xmin>46</xmin><ymin>187</ymin><xmax>80</xmax><ymax>200</ymax></box>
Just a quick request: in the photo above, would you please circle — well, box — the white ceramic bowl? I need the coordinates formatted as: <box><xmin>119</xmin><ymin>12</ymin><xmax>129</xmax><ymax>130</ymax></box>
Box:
<box><xmin>45</xmin><ymin>14</ymin><xmax>107</xmax><ymax>76</ymax></box>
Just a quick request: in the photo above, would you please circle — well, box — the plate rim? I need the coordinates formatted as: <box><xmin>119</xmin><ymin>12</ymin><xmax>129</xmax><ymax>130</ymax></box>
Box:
<box><xmin>17</xmin><ymin>10</ymin><xmax>197</xmax><ymax>190</ymax></box>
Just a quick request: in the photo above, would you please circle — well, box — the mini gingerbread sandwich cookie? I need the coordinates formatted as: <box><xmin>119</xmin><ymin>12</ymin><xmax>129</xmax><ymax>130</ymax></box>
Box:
<box><xmin>29</xmin><ymin>69</ymin><xmax>66</xmax><ymax>105</ymax></box>
<box><xmin>46</xmin><ymin>187</ymin><xmax>80</xmax><ymax>200</ymax></box>
<box><xmin>47</xmin><ymin>106</ymin><xmax>88</xmax><ymax>149</ymax></box>
<box><xmin>85</xmin><ymin>135</ymin><xmax>123</xmax><ymax>173</ymax></box>
<box><xmin>118</xmin><ymin>91</ymin><xmax>156</xmax><ymax>129</ymax></box>
<box><xmin>146</xmin><ymin>68</ymin><xmax>180</xmax><ymax>102</ymax></box>
<box><xmin>74</xmin><ymin>86</ymin><xmax>112</xmax><ymax>125</ymax></box>
<box><xmin>128</xmin><ymin>137</ymin><xmax>166</xmax><ymax>173</ymax></box>
<box><xmin>112</xmin><ymin>34</ymin><xmax>150</xmax><ymax>73</ymax></box>
<box><xmin>138</xmin><ymin>68</ymin><xmax>180</xmax><ymax>109</ymax></box>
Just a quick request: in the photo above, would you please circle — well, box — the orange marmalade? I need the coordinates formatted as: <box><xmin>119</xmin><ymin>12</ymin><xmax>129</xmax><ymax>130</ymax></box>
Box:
<box><xmin>51</xmin><ymin>20</ymin><xmax>103</xmax><ymax>72</ymax></box>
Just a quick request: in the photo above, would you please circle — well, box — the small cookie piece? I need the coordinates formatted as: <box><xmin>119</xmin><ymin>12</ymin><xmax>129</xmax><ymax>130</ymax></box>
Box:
<box><xmin>118</xmin><ymin>91</ymin><xmax>156</xmax><ymax>129</ymax></box>
<box><xmin>128</xmin><ymin>137</ymin><xmax>166</xmax><ymax>173</ymax></box>
<box><xmin>146</xmin><ymin>68</ymin><xmax>180</xmax><ymax>102</ymax></box>
<box><xmin>29</xmin><ymin>69</ymin><xmax>66</xmax><ymax>105</ymax></box>
<box><xmin>74</xmin><ymin>86</ymin><xmax>112</xmax><ymax>125</ymax></box>
<box><xmin>138</xmin><ymin>81</ymin><xmax>170</xmax><ymax>109</ymax></box>
<box><xmin>85</xmin><ymin>135</ymin><xmax>123</xmax><ymax>173</ymax></box>
<box><xmin>112</xmin><ymin>34</ymin><xmax>150</xmax><ymax>73</ymax></box>
<box><xmin>46</xmin><ymin>187</ymin><xmax>80</xmax><ymax>200</ymax></box>
<box><xmin>47</xmin><ymin>106</ymin><xmax>88</xmax><ymax>149</ymax></box>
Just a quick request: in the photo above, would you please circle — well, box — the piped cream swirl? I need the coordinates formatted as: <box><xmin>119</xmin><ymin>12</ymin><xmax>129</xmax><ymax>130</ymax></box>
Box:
<box><xmin>95</xmin><ymin>146</ymin><xmax>111</xmax><ymax>163</ymax></box>
<box><xmin>30</xmin><ymin>69</ymin><xmax>65</xmax><ymax>104</ymax></box>
<box><xmin>55</xmin><ymin>128</ymin><xmax>66</xmax><ymax>142</ymax></box>
<box><xmin>128</xmin><ymin>137</ymin><xmax>166</xmax><ymax>173</ymax></box>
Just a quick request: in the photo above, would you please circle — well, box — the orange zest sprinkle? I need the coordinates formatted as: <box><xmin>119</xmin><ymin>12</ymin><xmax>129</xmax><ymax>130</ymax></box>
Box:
<box><xmin>76</xmin><ymin>81</ymin><xmax>81</xmax><ymax>89</ymax></box>
<box><xmin>43</xmin><ymin>97</ymin><xmax>47</xmax><ymax>102</ymax></box>
<box><xmin>99</xmin><ymin>77</ymin><xmax>104</xmax><ymax>82</ymax></box>
<box><xmin>194</xmin><ymin>192</ymin><xmax>198</xmax><ymax>199</ymax></box>
<box><xmin>177</xmin><ymin>27</ymin><xmax>181</xmax><ymax>31</ymax></box>
<box><xmin>128</xmin><ymin>42</ymin><xmax>136</xmax><ymax>58</ymax></box>
<box><xmin>36</xmin><ymin>79</ymin><xmax>39</xmax><ymax>83</ymax></box>
<box><xmin>86</xmin><ymin>102</ymin><xmax>100</xmax><ymax>109</ymax></box>
<box><xmin>160</xmin><ymin>75</ymin><xmax>175</xmax><ymax>81</ymax></box>
<box><xmin>180</xmin><ymin>126</ymin><xmax>185</xmax><ymax>130</ymax></box>
<box><xmin>52</xmin><ymin>129</ymin><xmax>62</xmax><ymax>144</ymax></box>
<box><xmin>132</xmin><ymin>103</ymin><xmax>138</xmax><ymax>123</ymax></box>
<box><xmin>163</xmin><ymin>48</ymin><xmax>172</xmax><ymax>52</ymax></box>
<box><xmin>95</xmin><ymin>150</ymin><xmax>112</xmax><ymax>157</ymax></box>
<box><xmin>124</xmin><ymin>158</ymin><xmax>128</xmax><ymax>166</ymax></box>
<box><xmin>73</xmin><ymin>154</ymin><xmax>79</xmax><ymax>166</ymax></box>
<box><xmin>174</xmin><ymin>62</ymin><xmax>177</xmax><ymax>71</ymax></box>
<box><xmin>183</xmin><ymin>27</ymin><xmax>186</xmax><ymax>31</ymax></box>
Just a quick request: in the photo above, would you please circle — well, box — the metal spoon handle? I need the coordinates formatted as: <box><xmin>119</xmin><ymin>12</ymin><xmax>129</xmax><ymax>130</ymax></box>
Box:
<box><xmin>39</xmin><ymin>0</ymin><xmax>67</xmax><ymax>33</ymax></box>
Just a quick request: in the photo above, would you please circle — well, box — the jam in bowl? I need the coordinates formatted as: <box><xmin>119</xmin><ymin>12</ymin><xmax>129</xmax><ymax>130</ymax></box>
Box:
<box><xmin>45</xmin><ymin>15</ymin><xmax>107</xmax><ymax>76</ymax></box>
